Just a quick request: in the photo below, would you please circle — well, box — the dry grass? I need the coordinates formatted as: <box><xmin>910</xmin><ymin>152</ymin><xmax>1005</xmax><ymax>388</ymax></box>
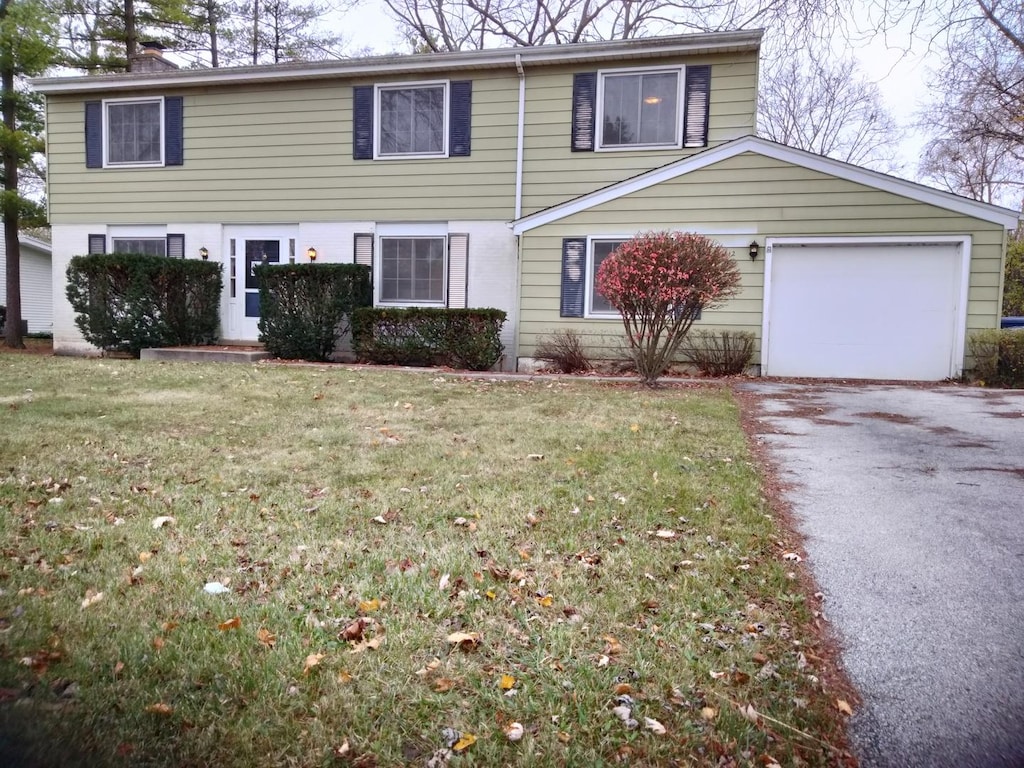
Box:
<box><xmin>0</xmin><ymin>356</ymin><xmax>851</xmax><ymax>767</ymax></box>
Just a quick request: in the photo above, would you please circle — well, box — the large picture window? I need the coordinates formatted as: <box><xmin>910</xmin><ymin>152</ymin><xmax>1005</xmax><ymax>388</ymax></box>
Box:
<box><xmin>598</xmin><ymin>69</ymin><xmax>681</xmax><ymax>149</ymax></box>
<box><xmin>105</xmin><ymin>98</ymin><xmax>163</xmax><ymax>165</ymax></box>
<box><xmin>377</xmin><ymin>83</ymin><xmax>447</xmax><ymax>157</ymax></box>
<box><xmin>379</xmin><ymin>236</ymin><xmax>447</xmax><ymax>304</ymax></box>
<box><xmin>588</xmin><ymin>239</ymin><xmax>626</xmax><ymax>316</ymax></box>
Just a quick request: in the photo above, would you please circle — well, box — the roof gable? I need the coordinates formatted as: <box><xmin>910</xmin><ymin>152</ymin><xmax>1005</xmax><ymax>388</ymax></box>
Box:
<box><xmin>510</xmin><ymin>136</ymin><xmax>1021</xmax><ymax>233</ymax></box>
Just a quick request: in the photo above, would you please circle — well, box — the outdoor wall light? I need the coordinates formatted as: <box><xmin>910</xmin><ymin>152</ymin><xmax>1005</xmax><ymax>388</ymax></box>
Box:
<box><xmin>307</xmin><ymin>247</ymin><xmax>317</xmax><ymax>262</ymax></box>
<box><xmin>748</xmin><ymin>240</ymin><xmax>760</xmax><ymax>261</ymax></box>
<box><xmin>199</xmin><ymin>247</ymin><xmax>209</xmax><ymax>260</ymax></box>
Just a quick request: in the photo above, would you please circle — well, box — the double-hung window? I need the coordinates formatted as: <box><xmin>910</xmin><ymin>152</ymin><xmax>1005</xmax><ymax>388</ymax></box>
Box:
<box><xmin>599</xmin><ymin>70</ymin><xmax>680</xmax><ymax>149</ymax></box>
<box><xmin>379</xmin><ymin>236</ymin><xmax>447</xmax><ymax>305</ymax></box>
<box><xmin>377</xmin><ymin>83</ymin><xmax>447</xmax><ymax>157</ymax></box>
<box><xmin>105</xmin><ymin>98</ymin><xmax>163</xmax><ymax>166</ymax></box>
<box><xmin>587</xmin><ymin>239</ymin><xmax>627</xmax><ymax>316</ymax></box>
<box><xmin>112</xmin><ymin>237</ymin><xmax>167</xmax><ymax>256</ymax></box>
<box><xmin>571</xmin><ymin>65</ymin><xmax>711</xmax><ymax>152</ymax></box>
<box><xmin>85</xmin><ymin>96</ymin><xmax>184</xmax><ymax>168</ymax></box>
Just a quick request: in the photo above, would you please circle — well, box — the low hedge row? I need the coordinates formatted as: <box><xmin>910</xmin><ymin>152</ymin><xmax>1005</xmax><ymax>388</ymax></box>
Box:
<box><xmin>256</xmin><ymin>264</ymin><xmax>371</xmax><ymax>361</ymax></box>
<box><xmin>969</xmin><ymin>328</ymin><xmax>1024</xmax><ymax>388</ymax></box>
<box><xmin>352</xmin><ymin>307</ymin><xmax>506</xmax><ymax>370</ymax></box>
<box><xmin>66</xmin><ymin>254</ymin><xmax>222</xmax><ymax>357</ymax></box>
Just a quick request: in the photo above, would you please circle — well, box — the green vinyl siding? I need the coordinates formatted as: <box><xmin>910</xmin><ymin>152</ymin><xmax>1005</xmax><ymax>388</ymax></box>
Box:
<box><xmin>46</xmin><ymin>74</ymin><xmax>520</xmax><ymax>224</ymax></box>
<box><xmin>518</xmin><ymin>152</ymin><xmax>1006</xmax><ymax>365</ymax></box>
<box><xmin>520</xmin><ymin>53</ymin><xmax>758</xmax><ymax>215</ymax></box>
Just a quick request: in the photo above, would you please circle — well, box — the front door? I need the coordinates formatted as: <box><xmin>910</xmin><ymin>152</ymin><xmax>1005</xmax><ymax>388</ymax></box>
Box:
<box><xmin>225</xmin><ymin>230</ymin><xmax>295</xmax><ymax>341</ymax></box>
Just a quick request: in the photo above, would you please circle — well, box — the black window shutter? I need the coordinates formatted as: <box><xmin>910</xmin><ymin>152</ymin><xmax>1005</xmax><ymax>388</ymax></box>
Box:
<box><xmin>353</xmin><ymin>85</ymin><xmax>374</xmax><ymax>160</ymax></box>
<box><xmin>571</xmin><ymin>73</ymin><xmax>597</xmax><ymax>152</ymax></box>
<box><xmin>449</xmin><ymin>80</ymin><xmax>472</xmax><ymax>156</ymax></box>
<box><xmin>683</xmin><ymin>65</ymin><xmax>711</xmax><ymax>148</ymax></box>
<box><xmin>85</xmin><ymin>101</ymin><xmax>103</xmax><ymax>168</ymax></box>
<box><xmin>164</xmin><ymin>96</ymin><xmax>184</xmax><ymax>165</ymax></box>
<box><xmin>87</xmin><ymin>234</ymin><xmax>106</xmax><ymax>254</ymax></box>
<box><xmin>166</xmin><ymin>233</ymin><xmax>185</xmax><ymax>258</ymax></box>
<box><xmin>560</xmin><ymin>238</ymin><xmax>587</xmax><ymax>317</ymax></box>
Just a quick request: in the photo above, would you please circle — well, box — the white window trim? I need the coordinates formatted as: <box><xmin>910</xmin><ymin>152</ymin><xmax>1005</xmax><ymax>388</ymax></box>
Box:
<box><xmin>373</xmin><ymin>80</ymin><xmax>450</xmax><ymax>160</ymax></box>
<box><xmin>102</xmin><ymin>96</ymin><xmax>165</xmax><ymax>168</ymax></box>
<box><xmin>375</xmin><ymin>226</ymin><xmax>449</xmax><ymax>307</ymax></box>
<box><xmin>584</xmin><ymin>235</ymin><xmax>633</xmax><ymax>319</ymax></box>
<box><xmin>595</xmin><ymin>65</ymin><xmax>684</xmax><ymax>153</ymax></box>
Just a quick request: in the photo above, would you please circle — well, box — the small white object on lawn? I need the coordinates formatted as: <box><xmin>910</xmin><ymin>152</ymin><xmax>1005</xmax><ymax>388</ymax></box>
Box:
<box><xmin>203</xmin><ymin>581</ymin><xmax>230</xmax><ymax>595</ymax></box>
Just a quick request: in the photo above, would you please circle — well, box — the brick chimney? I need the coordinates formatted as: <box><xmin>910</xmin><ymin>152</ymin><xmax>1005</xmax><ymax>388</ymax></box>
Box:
<box><xmin>130</xmin><ymin>41</ymin><xmax>179</xmax><ymax>73</ymax></box>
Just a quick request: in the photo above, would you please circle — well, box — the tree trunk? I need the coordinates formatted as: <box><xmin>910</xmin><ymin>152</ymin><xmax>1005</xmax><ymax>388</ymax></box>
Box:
<box><xmin>124</xmin><ymin>0</ymin><xmax>137</xmax><ymax>70</ymax></box>
<box><xmin>1</xmin><ymin>5</ymin><xmax>24</xmax><ymax>349</ymax></box>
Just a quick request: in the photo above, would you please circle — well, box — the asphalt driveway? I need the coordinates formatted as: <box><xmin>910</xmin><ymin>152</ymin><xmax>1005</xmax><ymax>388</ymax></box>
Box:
<box><xmin>741</xmin><ymin>383</ymin><xmax>1024</xmax><ymax>768</ymax></box>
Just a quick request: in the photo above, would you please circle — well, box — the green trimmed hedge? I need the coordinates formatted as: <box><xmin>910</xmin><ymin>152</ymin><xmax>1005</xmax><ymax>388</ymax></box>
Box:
<box><xmin>969</xmin><ymin>328</ymin><xmax>1024</xmax><ymax>388</ymax></box>
<box><xmin>66</xmin><ymin>254</ymin><xmax>222</xmax><ymax>357</ymax></box>
<box><xmin>256</xmin><ymin>263</ymin><xmax>372</xmax><ymax>361</ymax></box>
<box><xmin>352</xmin><ymin>307</ymin><xmax>506</xmax><ymax>370</ymax></box>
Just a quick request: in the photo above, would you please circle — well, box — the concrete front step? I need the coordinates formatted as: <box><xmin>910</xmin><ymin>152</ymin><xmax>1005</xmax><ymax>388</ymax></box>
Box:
<box><xmin>140</xmin><ymin>346</ymin><xmax>271</xmax><ymax>364</ymax></box>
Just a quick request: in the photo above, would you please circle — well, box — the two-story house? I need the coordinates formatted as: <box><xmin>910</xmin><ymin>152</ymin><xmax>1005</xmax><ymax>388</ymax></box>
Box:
<box><xmin>33</xmin><ymin>30</ymin><xmax>1019</xmax><ymax>380</ymax></box>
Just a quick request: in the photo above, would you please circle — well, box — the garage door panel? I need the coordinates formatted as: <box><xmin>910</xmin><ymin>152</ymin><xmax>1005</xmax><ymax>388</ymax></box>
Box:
<box><xmin>765</xmin><ymin>243</ymin><xmax>961</xmax><ymax>380</ymax></box>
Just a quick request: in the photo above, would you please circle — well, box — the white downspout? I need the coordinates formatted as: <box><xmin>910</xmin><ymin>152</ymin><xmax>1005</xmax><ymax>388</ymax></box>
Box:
<box><xmin>514</xmin><ymin>53</ymin><xmax>525</xmax><ymax>220</ymax></box>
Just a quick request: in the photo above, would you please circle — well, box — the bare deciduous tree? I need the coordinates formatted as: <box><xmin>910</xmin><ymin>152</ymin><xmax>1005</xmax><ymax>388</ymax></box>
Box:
<box><xmin>758</xmin><ymin>51</ymin><xmax>898</xmax><ymax>169</ymax></box>
<box><xmin>374</xmin><ymin>0</ymin><xmax>844</xmax><ymax>52</ymax></box>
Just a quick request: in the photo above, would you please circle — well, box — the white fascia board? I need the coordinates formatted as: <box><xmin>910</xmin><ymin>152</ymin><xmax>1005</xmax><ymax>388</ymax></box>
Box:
<box><xmin>19</xmin><ymin>235</ymin><xmax>53</xmax><ymax>254</ymax></box>
<box><xmin>30</xmin><ymin>30</ymin><xmax>762</xmax><ymax>95</ymax></box>
<box><xmin>511</xmin><ymin>135</ymin><xmax>1022</xmax><ymax>234</ymax></box>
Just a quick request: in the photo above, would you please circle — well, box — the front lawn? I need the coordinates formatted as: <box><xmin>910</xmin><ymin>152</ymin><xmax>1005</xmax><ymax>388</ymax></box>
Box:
<box><xmin>0</xmin><ymin>357</ymin><xmax>851</xmax><ymax>766</ymax></box>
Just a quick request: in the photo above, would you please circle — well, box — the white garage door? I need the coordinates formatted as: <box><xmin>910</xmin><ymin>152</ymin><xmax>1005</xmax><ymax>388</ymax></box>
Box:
<box><xmin>763</xmin><ymin>241</ymin><xmax>965</xmax><ymax>380</ymax></box>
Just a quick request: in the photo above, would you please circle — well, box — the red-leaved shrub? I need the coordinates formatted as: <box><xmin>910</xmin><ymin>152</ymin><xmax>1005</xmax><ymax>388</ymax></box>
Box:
<box><xmin>596</xmin><ymin>231</ymin><xmax>742</xmax><ymax>384</ymax></box>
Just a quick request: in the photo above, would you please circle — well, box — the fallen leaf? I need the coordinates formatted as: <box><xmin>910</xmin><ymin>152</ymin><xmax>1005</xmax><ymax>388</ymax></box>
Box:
<box><xmin>612</xmin><ymin>705</ymin><xmax>632</xmax><ymax>722</ymax></box>
<box><xmin>145</xmin><ymin>703</ymin><xmax>173</xmax><ymax>715</ymax></box>
<box><xmin>644</xmin><ymin>717</ymin><xmax>666</xmax><ymax>735</ymax></box>
<box><xmin>81</xmin><ymin>590</ymin><xmax>104</xmax><ymax>609</ymax></box>
<box><xmin>433</xmin><ymin>677</ymin><xmax>456</xmax><ymax>693</ymax></box>
<box><xmin>152</xmin><ymin>636</ymin><xmax>165</xmax><ymax>651</ymax></box>
<box><xmin>138</xmin><ymin>552</ymin><xmax>153</xmax><ymax>563</ymax></box>
<box><xmin>782</xmin><ymin>552</ymin><xmax>803</xmax><ymax>563</ymax></box>
<box><xmin>700</xmin><ymin>707</ymin><xmax>717</xmax><ymax>721</ymax></box>
<box><xmin>113</xmin><ymin>661</ymin><xmax>125</xmax><ymax>676</ymax></box>
<box><xmin>334</xmin><ymin>739</ymin><xmax>349</xmax><ymax>756</ymax></box>
<box><xmin>499</xmin><ymin>674</ymin><xmax>516</xmax><ymax>690</ymax></box>
<box><xmin>739</xmin><ymin>703</ymin><xmax>759</xmax><ymax>724</ymax></box>
<box><xmin>161</xmin><ymin>621</ymin><xmax>179</xmax><ymax>632</ymax></box>
<box><xmin>218</xmin><ymin>616</ymin><xmax>241</xmax><ymax>631</ymax></box>
<box><xmin>257</xmin><ymin>627</ymin><xmax>276</xmax><ymax>647</ymax></box>
<box><xmin>446</xmin><ymin>631</ymin><xmax>481</xmax><ymax>650</ymax></box>
<box><xmin>438</xmin><ymin>573</ymin><xmax>450</xmax><ymax>591</ymax></box>
<box><xmin>536</xmin><ymin>594</ymin><xmax>553</xmax><ymax>608</ymax></box>
<box><xmin>151</xmin><ymin>516</ymin><xmax>175</xmax><ymax>529</ymax></box>
<box><xmin>339</xmin><ymin>618</ymin><xmax>366</xmax><ymax>642</ymax></box>
<box><xmin>337</xmin><ymin>670</ymin><xmax>353</xmax><ymax>684</ymax></box>
<box><xmin>602</xmin><ymin>636</ymin><xmax>622</xmax><ymax>655</ymax></box>
<box><xmin>358</xmin><ymin>598</ymin><xmax>380</xmax><ymax>613</ymax></box>
<box><xmin>613</xmin><ymin>683</ymin><xmax>633</xmax><ymax>696</ymax></box>
<box><xmin>836</xmin><ymin>699</ymin><xmax>853</xmax><ymax>716</ymax></box>
<box><xmin>452</xmin><ymin>733</ymin><xmax>476</xmax><ymax>752</ymax></box>
<box><xmin>505</xmin><ymin>722</ymin><xmax>524</xmax><ymax>742</ymax></box>
<box><xmin>630</xmin><ymin>423</ymin><xmax>640</xmax><ymax>432</ymax></box>
<box><xmin>349</xmin><ymin>636</ymin><xmax>383</xmax><ymax>653</ymax></box>
<box><xmin>303</xmin><ymin>653</ymin><xmax>325</xmax><ymax>675</ymax></box>
<box><xmin>485</xmin><ymin>589</ymin><xmax>496</xmax><ymax>600</ymax></box>
<box><xmin>526</xmin><ymin>453</ymin><xmax>544</xmax><ymax>461</ymax></box>
<box><xmin>654</xmin><ymin>529</ymin><xmax>677</xmax><ymax>539</ymax></box>
<box><xmin>371</xmin><ymin>515</ymin><xmax>388</xmax><ymax>525</ymax></box>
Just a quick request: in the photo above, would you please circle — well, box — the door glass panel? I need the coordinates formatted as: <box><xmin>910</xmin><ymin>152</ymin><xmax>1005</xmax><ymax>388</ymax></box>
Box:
<box><xmin>245</xmin><ymin>240</ymin><xmax>280</xmax><ymax>317</ymax></box>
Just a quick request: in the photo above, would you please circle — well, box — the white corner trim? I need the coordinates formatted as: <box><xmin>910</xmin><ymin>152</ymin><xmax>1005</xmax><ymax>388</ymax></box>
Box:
<box><xmin>760</xmin><ymin>235</ymin><xmax>972</xmax><ymax>379</ymax></box>
<box><xmin>511</xmin><ymin>136</ymin><xmax>1021</xmax><ymax>234</ymax></box>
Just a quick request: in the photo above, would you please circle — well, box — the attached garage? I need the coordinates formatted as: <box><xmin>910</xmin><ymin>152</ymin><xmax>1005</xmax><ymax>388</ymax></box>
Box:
<box><xmin>763</xmin><ymin>238</ymin><xmax>967</xmax><ymax>380</ymax></box>
<box><xmin>512</xmin><ymin>136</ymin><xmax>1020</xmax><ymax>381</ymax></box>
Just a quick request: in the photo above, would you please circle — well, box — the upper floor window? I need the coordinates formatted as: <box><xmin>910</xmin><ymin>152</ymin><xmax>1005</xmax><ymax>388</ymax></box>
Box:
<box><xmin>571</xmin><ymin>65</ymin><xmax>711</xmax><ymax>152</ymax></box>
<box><xmin>599</xmin><ymin>70</ymin><xmax>680</xmax><ymax>149</ymax></box>
<box><xmin>353</xmin><ymin>81</ymin><xmax>472</xmax><ymax>161</ymax></box>
<box><xmin>106</xmin><ymin>98</ymin><xmax>163</xmax><ymax>165</ymax></box>
<box><xmin>85</xmin><ymin>96</ymin><xmax>184</xmax><ymax>169</ymax></box>
<box><xmin>378</xmin><ymin>83</ymin><xmax>447</xmax><ymax>157</ymax></box>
